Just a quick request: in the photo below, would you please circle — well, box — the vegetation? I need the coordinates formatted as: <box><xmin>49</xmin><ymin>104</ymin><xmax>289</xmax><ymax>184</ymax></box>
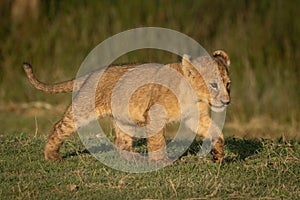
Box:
<box><xmin>1</xmin><ymin>134</ymin><xmax>299</xmax><ymax>199</ymax></box>
<box><xmin>0</xmin><ymin>0</ymin><xmax>299</xmax><ymax>199</ymax></box>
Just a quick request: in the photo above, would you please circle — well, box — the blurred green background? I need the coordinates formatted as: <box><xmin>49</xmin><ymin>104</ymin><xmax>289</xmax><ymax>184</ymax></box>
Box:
<box><xmin>0</xmin><ymin>0</ymin><xmax>299</xmax><ymax>139</ymax></box>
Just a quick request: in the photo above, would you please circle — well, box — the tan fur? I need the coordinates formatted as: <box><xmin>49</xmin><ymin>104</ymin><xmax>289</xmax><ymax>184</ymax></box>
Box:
<box><xmin>23</xmin><ymin>50</ymin><xmax>231</xmax><ymax>163</ymax></box>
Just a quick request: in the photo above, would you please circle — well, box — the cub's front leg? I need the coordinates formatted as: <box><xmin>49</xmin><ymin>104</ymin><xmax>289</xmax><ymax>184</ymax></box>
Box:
<box><xmin>198</xmin><ymin>119</ymin><xmax>224</xmax><ymax>162</ymax></box>
<box><xmin>146</xmin><ymin>129</ymin><xmax>171</xmax><ymax>163</ymax></box>
<box><xmin>197</xmin><ymin>105</ymin><xmax>224</xmax><ymax>163</ymax></box>
<box><xmin>113</xmin><ymin>121</ymin><xmax>171</xmax><ymax>163</ymax></box>
<box><xmin>210</xmin><ymin>134</ymin><xmax>224</xmax><ymax>163</ymax></box>
<box><xmin>113</xmin><ymin>121</ymin><xmax>134</xmax><ymax>152</ymax></box>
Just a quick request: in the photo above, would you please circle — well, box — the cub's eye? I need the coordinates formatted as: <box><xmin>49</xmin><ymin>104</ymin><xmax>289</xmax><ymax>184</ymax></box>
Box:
<box><xmin>226</xmin><ymin>82</ymin><xmax>231</xmax><ymax>90</ymax></box>
<box><xmin>210</xmin><ymin>82</ymin><xmax>218</xmax><ymax>90</ymax></box>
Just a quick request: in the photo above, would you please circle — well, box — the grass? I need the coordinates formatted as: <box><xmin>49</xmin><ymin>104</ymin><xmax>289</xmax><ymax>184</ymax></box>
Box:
<box><xmin>0</xmin><ymin>132</ymin><xmax>299</xmax><ymax>199</ymax></box>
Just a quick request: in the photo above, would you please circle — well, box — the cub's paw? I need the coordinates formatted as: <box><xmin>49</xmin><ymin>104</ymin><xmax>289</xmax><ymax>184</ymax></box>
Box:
<box><xmin>44</xmin><ymin>150</ymin><xmax>62</xmax><ymax>161</ymax></box>
<box><xmin>211</xmin><ymin>148</ymin><xmax>224</xmax><ymax>163</ymax></box>
<box><xmin>148</xmin><ymin>155</ymin><xmax>173</xmax><ymax>165</ymax></box>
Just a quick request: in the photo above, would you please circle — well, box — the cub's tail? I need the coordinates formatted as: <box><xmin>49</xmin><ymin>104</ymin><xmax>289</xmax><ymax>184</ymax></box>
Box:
<box><xmin>23</xmin><ymin>63</ymin><xmax>85</xmax><ymax>93</ymax></box>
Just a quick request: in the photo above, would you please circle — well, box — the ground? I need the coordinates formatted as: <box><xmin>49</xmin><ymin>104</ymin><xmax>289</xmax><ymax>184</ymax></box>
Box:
<box><xmin>0</xmin><ymin>106</ymin><xmax>299</xmax><ymax>199</ymax></box>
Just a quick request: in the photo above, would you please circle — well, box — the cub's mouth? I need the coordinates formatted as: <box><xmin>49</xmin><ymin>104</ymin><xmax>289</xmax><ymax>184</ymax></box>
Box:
<box><xmin>210</xmin><ymin>104</ymin><xmax>227</xmax><ymax>112</ymax></box>
<box><xmin>198</xmin><ymin>99</ymin><xmax>229</xmax><ymax>112</ymax></box>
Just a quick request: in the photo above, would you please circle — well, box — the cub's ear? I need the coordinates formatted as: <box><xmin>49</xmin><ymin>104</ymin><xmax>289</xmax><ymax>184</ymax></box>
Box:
<box><xmin>182</xmin><ymin>54</ymin><xmax>192</xmax><ymax>65</ymax></box>
<box><xmin>182</xmin><ymin>54</ymin><xmax>195</xmax><ymax>77</ymax></box>
<box><xmin>213</xmin><ymin>50</ymin><xmax>230</xmax><ymax>68</ymax></box>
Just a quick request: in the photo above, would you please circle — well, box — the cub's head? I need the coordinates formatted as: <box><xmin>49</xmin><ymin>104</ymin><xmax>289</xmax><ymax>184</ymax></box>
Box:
<box><xmin>182</xmin><ymin>50</ymin><xmax>231</xmax><ymax>112</ymax></box>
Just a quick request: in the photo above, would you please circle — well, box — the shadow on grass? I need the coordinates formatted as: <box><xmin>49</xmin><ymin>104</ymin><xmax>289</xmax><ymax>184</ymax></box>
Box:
<box><xmin>185</xmin><ymin>137</ymin><xmax>264</xmax><ymax>163</ymax></box>
<box><xmin>62</xmin><ymin>143</ymin><xmax>113</xmax><ymax>159</ymax></box>
<box><xmin>223</xmin><ymin>137</ymin><xmax>263</xmax><ymax>163</ymax></box>
<box><xmin>62</xmin><ymin>137</ymin><xmax>264</xmax><ymax>163</ymax></box>
<box><xmin>62</xmin><ymin>149</ymin><xmax>90</xmax><ymax>159</ymax></box>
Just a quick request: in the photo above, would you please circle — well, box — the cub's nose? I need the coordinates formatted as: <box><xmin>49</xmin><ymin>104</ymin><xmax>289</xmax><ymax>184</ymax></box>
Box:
<box><xmin>221</xmin><ymin>99</ymin><xmax>230</xmax><ymax>105</ymax></box>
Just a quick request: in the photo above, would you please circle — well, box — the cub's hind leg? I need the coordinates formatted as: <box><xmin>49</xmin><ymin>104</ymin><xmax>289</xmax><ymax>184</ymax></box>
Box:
<box><xmin>44</xmin><ymin>105</ymin><xmax>76</xmax><ymax>161</ymax></box>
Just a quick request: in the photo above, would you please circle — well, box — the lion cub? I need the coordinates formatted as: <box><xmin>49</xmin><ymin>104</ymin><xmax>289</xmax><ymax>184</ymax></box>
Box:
<box><xmin>23</xmin><ymin>50</ymin><xmax>230</xmax><ymax>163</ymax></box>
